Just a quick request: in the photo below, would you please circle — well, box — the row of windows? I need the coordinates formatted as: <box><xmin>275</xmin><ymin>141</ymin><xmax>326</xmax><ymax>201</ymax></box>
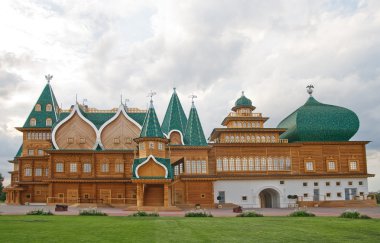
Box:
<box><xmin>224</xmin><ymin>135</ymin><xmax>276</xmax><ymax>143</ymax></box>
<box><xmin>30</xmin><ymin>118</ymin><xmax>52</xmax><ymax>127</ymax></box>
<box><xmin>35</xmin><ymin>104</ymin><xmax>53</xmax><ymax>112</ymax></box>
<box><xmin>185</xmin><ymin>160</ymin><xmax>207</xmax><ymax>174</ymax></box>
<box><xmin>28</xmin><ymin>149</ymin><xmax>45</xmax><ymax>156</ymax></box>
<box><xmin>26</xmin><ymin>132</ymin><xmax>51</xmax><ymax>140</ymax></box>
<box><xmin>217</xmin><ymin>157</ymin><xmax>292</xmax><ymax>172</ymax></box>
<box><xmin>174</xmin><ymin>163</ymin><xmax>184</xmax><ymax>175</ymax></box>
<box><xmin>304</xmin><ymin>160</ymin><xmax>359</xmax><ymax>172</ymax></box>
<box><xmin>230</xmin><ymin>121</ymin><xmax>262</xmax><ymax>128</ymax></box>
<box><xmin>55</xmin><ymin>163</ymin><xmax>125</xmax><ymax>173</ymax></box>
<box><xmin>139</xmin><ymin>142</ymin><xmax>164</xmax><ymax>150</ymax></box>
<box><xmin>24</xmin><ymin>168</ymin><xmax>49</xmax><ymax>177</ymax></box>
<box><xmin>302</xmin><ymin>181</ymin><xmax>364</xmax><ymax>187</ymax></box>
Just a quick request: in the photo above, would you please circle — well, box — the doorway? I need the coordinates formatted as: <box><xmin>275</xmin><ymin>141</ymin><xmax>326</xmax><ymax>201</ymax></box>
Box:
<box><xmin>259</xmin><ymin>188</ymin><xmax>280</xmax><ymax>208</ymax></box>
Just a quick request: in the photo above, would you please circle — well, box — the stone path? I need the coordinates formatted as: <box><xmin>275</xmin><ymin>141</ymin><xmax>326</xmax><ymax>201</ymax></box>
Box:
<box><xmin>1</xmin><ymin>204</ymin><xmax>379</xmax><ymax>218</ymax></box>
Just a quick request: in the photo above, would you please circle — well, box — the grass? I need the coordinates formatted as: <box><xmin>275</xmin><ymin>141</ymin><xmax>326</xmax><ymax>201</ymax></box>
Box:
<box><xmin>0</xmin><ymin>216</ymin><xmax>379</xmax><ymax>242</ymax></box>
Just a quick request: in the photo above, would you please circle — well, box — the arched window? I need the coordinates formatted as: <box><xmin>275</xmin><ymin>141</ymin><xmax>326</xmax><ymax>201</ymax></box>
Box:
<box><xmin>274</xmin><ymin>157</ymin><xmax>279</xmax><ymax>170</ymax></box>
<box><xmin>217</xmin><ymin>158</ymin><xmax>222</xmax><ymax>172</ymax></box>
<box><xmin>46</xmin><ymin>118</ymin><xmax>52</xmax><ymax>126</ymax></box>
<box><xmin>243</xmin><ymin>122</ymin><xmax>246</xmax><ymax>128</ymax></box>
<box><xmin>251</xmin><ymin>135</ymin><xmax>255</xmax><ymax>143</ymax></box>
<box><xmin>286</xmin><ymin>157</ymin><xmax>291</xmax><ymax>170</ymax></box>
<box><xmin>242</xmin><ymin>158</ymin><xmax>248</xmax><ymax>171</ymax></box>
<box><xmin>279</xmin><ymin>157</ymin><xmax>285</xmax><ymax>170</ymax></box>
<box><xmin>235</xmin><ymin>157</ymin><xmax>241</xmax><ymax>171</ymax></box>
<box><xmin>225</xmin><ymin>136</ymin><xmax>229</xmax><ymax>143</ymax></box>
<box><xmin>230</xmin><ymin>136</ymin><xmax>235</xmax><ymax>143</ymax></box>
<box><xmin>229</xmin><ymin>158</ymin><xmax>235</xmax><ymax>171</ymax></box>
<box><xmin>240</xmin><ymin>136</ymin><xmax>244</xmax><ymax>142</ymax></box>
<box><xmin>235</xmin><ymin>136</ymin><xmax>240</xmax><ymax>142</ymax></box>
<box><xmin>223</xmin><ymin>158</ymin><xmax>229</xmax><ymax>171</ymax></box>
<box><xmin>271</xmin><ymin>135</ymin><xmax>275</xmax><ymax>143</ymax></box>
<box><xmin>247</xmin><ymin>122</ymin><xmax>251</xmax><ymax>128</ymax></box>
<box><xmin>30</xmin><ymin>118</ymin><xmax>36</xmax><ymax>127</ymax></box>
<box><xmin>261</xmin><ymin>136</ymin><xmax>265</xmax><ymax>143</ymax></box>
<box><xmin>248</xmin><ymin>157</ymin><xmax>254</xmax><ymax>171</ymax></box>
<box><xmin>233</xmin><ymin>122</ymin><xmax>237</xmax><ymax>127</ymax></box>
<box><xmin>256</xmin><ymin>136</ymin><xmax>260</xmax><ymax>143</ymax></box>
<box><xmin>261</xmin><ymin>157</ymin><xmax>267</xmax><ymax>171</ymax></box>
<box><xmin>238</xmin><ymin>122</ymin><xmax>242</xmax><ymax>127</ymax></box>
<box><xmin>255</xmin><ymin>157</ymin><xmax>260</xmax><ymax>170</ymax></box>
<box><xmin>35</xmin><ymin>104</ymin><xmax>41</xmax><ymax>111</ymax></box>
<box><xmin>246</xmin><ymin>135</ymin><xmax>250</xmax><ymax>142</ymax></box>
<box><xmin>46</xmin><ymin>104</ymin><xmax>52</xmax><ymax>112</ymax></box>
<box><xmin>267</xmin><ymin>157</ymin><xmax>273</xmax><ymax>170</ymax></box>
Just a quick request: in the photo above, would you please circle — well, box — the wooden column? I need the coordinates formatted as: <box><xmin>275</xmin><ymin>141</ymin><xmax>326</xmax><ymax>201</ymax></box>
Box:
<box><xmin>164</xmin><ymin>183</ymin><xmax>169</xmax><ymax>207</ymax></box>
<box><xmin>136</xmin><ymin>183</ymin><xmax>143</xmax><ymax>207</ymax></box>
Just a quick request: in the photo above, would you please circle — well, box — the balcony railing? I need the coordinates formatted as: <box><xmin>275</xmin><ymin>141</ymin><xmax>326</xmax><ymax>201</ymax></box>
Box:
<box><xmin>228</xmin><ymin>112</ymin><xmax>262</xmax><ymax>117</ymax></box>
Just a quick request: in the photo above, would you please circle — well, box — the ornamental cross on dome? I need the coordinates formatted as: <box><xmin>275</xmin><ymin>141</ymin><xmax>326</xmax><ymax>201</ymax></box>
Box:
<box><xmin>147</xmin><ymin>90</ymin><xmax>157</xmax><ymax>102</ymax></box>
<box><xmin>189</xmin><ymin>94</ymin><xmax>197</xmax><ymax>107</ymax></box>
<box><xmin>306</xmin><ymin>84</ymin><xmax>314</xmax><ymax>96</ymax></box>
<box><xmin>45</xmin><ymin>74</ymin><xmax>53</xmax><ymax>83</ymax></box>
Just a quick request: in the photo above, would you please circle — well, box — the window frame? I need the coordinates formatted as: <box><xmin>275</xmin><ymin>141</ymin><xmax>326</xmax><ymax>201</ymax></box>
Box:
<box><xmin>56</xmin><ymin>162</ymin><xmax>64</xmax><ymax>173</ymax></box>
<box><xmin>304</xmin><ymin>159</ymin><xmax>315</xmax><ymax>172</ymax></box>
<box><xmin>348</xmin><ymin>160</ymin><xmax>359</xmax><ymax>171</ymax></box>
<box><xmin>326</xmin><ymin>159</ymin><xmax>338</xmax><ymax>172</ymax></box>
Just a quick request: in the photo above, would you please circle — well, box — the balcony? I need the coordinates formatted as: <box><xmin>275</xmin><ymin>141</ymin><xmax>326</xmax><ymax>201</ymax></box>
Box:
<box><xmin>228</xmin><ymin>112</ymin><xmax>262</xmax><ymax>118</ymax></box>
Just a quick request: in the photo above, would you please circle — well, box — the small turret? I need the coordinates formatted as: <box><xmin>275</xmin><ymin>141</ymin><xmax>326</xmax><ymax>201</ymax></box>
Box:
<box><xmin>184</xmin><ymin>96</ymin><xmax>207</xmax><ymax>146</ymax></box>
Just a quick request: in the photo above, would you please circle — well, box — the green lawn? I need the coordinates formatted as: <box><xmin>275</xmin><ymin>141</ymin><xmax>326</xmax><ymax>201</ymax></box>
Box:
<box><xmin>0</xmin><ymin>216</ymin><xmax>379</xmax><ymax>242</ymax></box>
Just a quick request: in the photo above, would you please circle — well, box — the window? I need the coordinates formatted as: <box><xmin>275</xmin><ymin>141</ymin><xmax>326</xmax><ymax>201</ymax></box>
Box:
<box><xmin>305</xmin><ymin>161</ymin><xmax>314</xmax><ymax>171</ymax></box>
<box><xmin>46</xmin><ymin>104</ymin><xmax>52</xmax><ymax>111</ymax></box>
<box><xmin>158</xmin><ymin>143</ymin><xmax>163</xmax><ymax>150</ymax></box>
<box><xmin>35</xmin><ymin>104</ymin><xmax>41</xmax><ymax>111</ymax></box>
<box><xmin>35</xmin><ymin>190</ymin><xmax>41</xmax><ymax>195</ymax></box>
<box><xmin>201</xmin><ymin>161</ymin><xmax>207</xmax><ymax>174</ymax></box>
<box><xmin>349</xmin><ymin>161</ymin><xmax>358</xmax><ymax>171</ymax></box>
<box><xmin>248</xmin><ymin>157</ymin><xmax>254</xmax><ymax>171</ymax></box>
<box><xmin>235</xmin><ymin>158</ymin><xmax>241</xmax><ymax>171</ymax></box>
<box><xmin>280</xmin><ymin>181</ymin><xmax>285</xmax><ymax>185</ymax></box>
<box><xmin>67</xmin><ymin>137</ymin><xmax>74</xmax><ymax>144</ymax></box>
<box><xmin>273</xmin><ymin>158</ymin><xmax>279</xmax><ymax>170</ymax></box>
<box><xmin>174</xmin><ymin>166</ymin><xmax>179</xmax><ymax>175</ymax></box>
<box><xmin>38</xmin><ymin>149</ymin><xmax>44</xmax><ymax>156</ymax></box>
<box><xmin>101</xmin><ymin>163</ymin><xmax>109</xmax><ymax>173</ymax></box>
<box><xmin>303</xmin><ymin>182</ymin><xmax>308</xmax><ymax>187</ymax></box>
<box><xmin>336</xmin><ymin>181</ymin><xmax>341</xmax><ymax>186</ymax></box>
<box><xmin>45</xmin><ymin>168</ymin><xmax>49</xmax><ymax>176</ymax></box>
<box><xmin>25</xmin><ymin>168</ymin><xmax>32</xmax><ymax>176</ymax></box>
<box><xmin>359</xmin><ymin>181</ymin><xmax>363</xmax><ymax>186</ymax></box>
<box><xmin>186</xmin><ymin>161</ymin><xmax>191</xmax><ymax>173</ymax></box>
<box><xmin>27</xmin><ymin>132</ymin><xmax>31</xmax><ymax>140</ymax></box>
<box><xmin>223</xmin><ymin>158</ymin><xmax>229</xmax><ymax>171</ymax></box>
<box><xmin>140</xmin><ymin>143</ymin><xmax>145</xmax><ymax>150</ymax></box>
<box><xmin>35</xmin><ymin>168</ymin><xmax>42</xmax><ymax>176</ymax></box>
<box><xmin>191</xmin><ymin>161</ymin><xmax>196</xmax><ymax>174</ymax></box>
<box><xmin>261</xmin><ymin>157</ymin><xmax>266</xmax><ymax>171</ymax></box>
<box><xmin>115</xmin><ymin>163</ymin><xmax>124</xmax><ymax>173</ymax></box>
<box><xmin>149</xmin><ymin>142</ymin><xmax>154</xmax><ymax>149</ymax></box>
<box><xmin>326</xmin><ymin>182</ymin><xmax>330</xmax><ymax>186</ymax></box>
<box><xmin>327</xmin><ymin>161</ymin><xmax>336</xmax><ymax>171</ymax></box>
<box><xmin>337</xmin><ymin>192</ymin><xmax>342</xmax><ymax>197</ymax></box>
<box><xmin>326</xmin><ymin>193</ymin><xmax>331</xmax><ymax>198</ymax></box>
<box><xmin>225</xmin><ymin>136</ymin><xmax>229</xmax><ymax>143</ymax></box>
<box><xmin>83</xmin><ymin>163</ymin><xmax>91</xmax><ymax>173</ymax></box>
<box><xmin>56</xmin><ymin>163</ymin><xmax>64</xmax><ymax>172</ymax></box>
<box><xmin>303</xmin><ymin>193</ymin><xmax>308</xmax><ymax>198</ymax></box>
<box><xmin>79</xmin><ymin>137</ymin><xmax>86</xmax><ymax>144</ymax></box>
<box><xmin>279</xmin><ymin>157</ymin><xmax>285</xmax><ymax>170</ymax></box>
<box><xmin>242</xmin><ymin>196</ymin><xmax>247</xmax><ymax>201</ymax></box>
<box><xmin>254</xmin><ymin>157</ymin><xmax>260</xmax><ymax>171</ymax></box>
<box><xmin>285</xmin><ymin>157</ymin><xmax>291</xmax><ymax>170</ymax></box>
<box><xmin>267</xmin><ymin>157</ymin><xmax>273</xmax><ymax>171</ymax></box>
<box><xmin>70</xmin><ymin>163</ymin><xmax>77</xmax><ymax>172</ymax></box>
<box><xmin>28</xmin><ymin>149</ymin><xmax>34</xmax><ymax>156</ymax></box>
<box><xmin>360</xmin><ymin>192</ymin><xmax>364</xmax><ymax>196</ymax></box>
<box><xmin>242</xmin><ymin>158</ymin><xmax>248</xmax><ymax>171</ymax></box>
<box><xmin>348</xmin><ymin>181</ymin><xmax>353</xmax><ymax>186</ymax></box>
<box><xmin>229</xmin><ymin>158</ymin><xmax>235</xmax><ymax>171</ymax></box>
<box><xmin>46</xmin><ymin>118</ymin><xmax>52</xmax><ymax>126</ymax></box>
<box><xmin>58</xmin><ymin>193</ymin><xmax>64</xmax><ymax>198</ymax></box>
<box><xmin>196</xmin><ymin>160</ymin><xmax>201</xmax><ymax>174</ymax></box>
<box><xmin>84</xmin><ymin>194</ymin><xmax>90</xmax><ymax>199</ymax></box>
<box><xmin>217</xmin><ymin>158</ymin><xmax>222</xmax><ymax>172</ymax></box>
<box><xmin>114</xmin><ymin>138</ymin><xmax>120</xmax><ymax>144</ymax></box>
<box><xmin>314</xmin><ymin>182</ymin><xmax>318</xmax><ymax>186</ymax></box>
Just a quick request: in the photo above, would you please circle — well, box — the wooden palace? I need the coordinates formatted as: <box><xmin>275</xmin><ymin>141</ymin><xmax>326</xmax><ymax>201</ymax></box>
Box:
<box><xmin>4</xmin><ymin>79</ymin><xmax>375</xmax><ymax>208</ymax></box>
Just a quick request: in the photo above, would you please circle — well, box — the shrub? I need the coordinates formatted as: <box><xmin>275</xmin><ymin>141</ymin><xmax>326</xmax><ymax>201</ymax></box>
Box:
<box><xmin>236</xmin><ymin>211</ymin><xmax>263</xmax><ymax>217</ymax></box>
<box><xmin>288</xmin><ymin>210</ymin><xmax>315</xmax><ymax>217</ymax></box>
<box><xmin>340</xmin><ymin>210</ymin><xmax>360</xmax><ymax>219</ymax></box>
<box><xmin>340</xmin><ymin>210</ymin><xmax>371</xmax><ymax>219</ymax></box>
<box><xmin>26</xmin><ymin>209</ymin><xmax>53</xmax><ymax>215</ymax></box>
<box><xmin>130</xmin><ymin>211</ymin><xmax>159</xmax><ymax>217</ymax></box>
<box><xmin>287</xmin><ymin>195</ymin><xmax>298</xmax><ymax>200</ymax></box>
<box><xmin>79</xmin><ymin>208</ymin><xmax>107</xmax><ymax>216</ymax></box>
<box><xmin>185</xmin><ymin>210</ymin><xmax>213</xmax><ymax>217</ymax></box>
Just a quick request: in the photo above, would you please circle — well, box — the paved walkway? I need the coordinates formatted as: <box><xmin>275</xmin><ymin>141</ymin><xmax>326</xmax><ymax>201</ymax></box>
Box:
<box><xmin>1</xmin><ymin>204</ymin><xmax>380</xmax><ymax>217</ymax></box>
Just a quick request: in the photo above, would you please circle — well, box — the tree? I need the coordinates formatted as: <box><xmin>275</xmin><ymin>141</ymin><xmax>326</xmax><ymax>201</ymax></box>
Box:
<box><xmin>0</xmin><ymin>173</ymin><xmax>5</xmax><ymax>202</ymax></box>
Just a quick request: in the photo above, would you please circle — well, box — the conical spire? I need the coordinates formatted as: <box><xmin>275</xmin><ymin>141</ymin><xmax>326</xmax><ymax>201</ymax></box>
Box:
<box><xmin>184</xmin><ymin>102</ymin><xmax>207</xmax><ymax>146</ymax></box>
<box><xmin>23</xmin><ymin>79</ymin><xmax>59</xmax><ymax>128</ymax></box>
<box><xmin>161</xmin><ymin>88</ymin><xmax>187</xmax><ymax>135</ymax></box>
<box><xmin>140</xmin><ymin>100</ymin><xmax>165</xmax><ymax>138</ymax></box>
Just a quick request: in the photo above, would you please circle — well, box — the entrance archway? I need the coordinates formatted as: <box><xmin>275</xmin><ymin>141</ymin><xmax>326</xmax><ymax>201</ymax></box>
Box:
<box><xmin>259</xmin><ymin>188</ymin><xmax>280</xmax><ymax>208</ymax></box>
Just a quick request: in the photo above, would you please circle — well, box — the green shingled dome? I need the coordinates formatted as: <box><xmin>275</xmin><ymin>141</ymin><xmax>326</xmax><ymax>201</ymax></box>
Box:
<box><xmin>232</xmin><ymin>92</ymin><xmax>255</xmax><ymax>111</ymax></box>
<box><xmin>277</xmin><ymin>96</ymin><xmax>359</xmax><ymax>142</ymax></box>
<box><xmin>184</xmin><ymin>104</ymin><xmax>207</xmax><ymax>146</ymax></box>
<box><xmin>161</xmin><ymin>88</ymin><xmax>187</xmax><ymax>135</ymax></box>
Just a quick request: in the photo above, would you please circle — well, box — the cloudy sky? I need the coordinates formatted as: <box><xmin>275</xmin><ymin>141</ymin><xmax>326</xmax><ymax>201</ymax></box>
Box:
<box><xmin>0</xmin><ymin>0</ymin><xmax>379</xmax><ymax>190</ymax></box>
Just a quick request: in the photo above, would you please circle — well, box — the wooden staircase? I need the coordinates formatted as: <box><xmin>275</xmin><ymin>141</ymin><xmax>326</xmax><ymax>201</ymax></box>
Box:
<box><xmin>144</xmin><ymin>184</ymin><xmax>164</xmax><ymax>206</ymax></box>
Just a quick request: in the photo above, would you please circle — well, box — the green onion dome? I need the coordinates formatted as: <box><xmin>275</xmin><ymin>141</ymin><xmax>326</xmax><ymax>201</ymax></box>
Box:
<box><xmin>277</xmin><ymin>96</ymin><xmax>359</xmax><ymax>142</ymax></box>
<box><xmin>232</xmin><ymin>91</ymin><xmax>256</xmax><ymax>111</ymax></box>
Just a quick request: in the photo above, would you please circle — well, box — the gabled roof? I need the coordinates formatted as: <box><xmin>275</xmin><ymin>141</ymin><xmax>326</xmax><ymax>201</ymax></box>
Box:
<box><xmin>140</xmin><ymin>101</ymin><xmax>165</xmax><ymax>138</ymax></box>
<box><xmin>184</xmin><ymin>103</ymin><xmax>207</xmax><ymax>146</ymax></box>
<box><xmin>23</xmin><ymin>82</ymin><xmax>59</xmax><ymax>128</ymax></box>
<box><xmin>161</xmin><ymin>88</ymin><xmax>187</xmax><ymax>135</ymax></box>
<box><xmin>15</xmin><ymin>145</ymin><xmax>23</xmax><ymax>157</ymax></box>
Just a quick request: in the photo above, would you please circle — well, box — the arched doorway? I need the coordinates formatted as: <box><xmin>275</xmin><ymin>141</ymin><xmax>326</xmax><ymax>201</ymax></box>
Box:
<box><xmin>259</xmin><ymin>188</ymin><xmax>280</xmax><ymax>208</ymax></box>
